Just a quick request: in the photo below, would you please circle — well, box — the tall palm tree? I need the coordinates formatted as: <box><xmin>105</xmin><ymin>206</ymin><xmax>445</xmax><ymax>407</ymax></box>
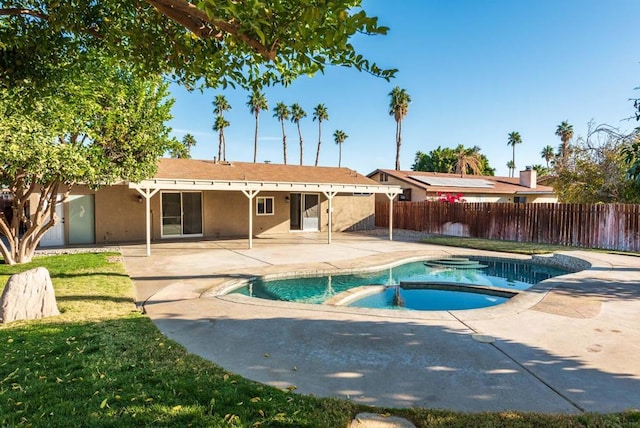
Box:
<box><xmin>555</xmin><ymin>121</ymin><xmax>574</xmax><ymax>164</ymax></box>
<box><xmin>333</xmin><ymin>129</ymin><xmax>348</xmax><ymax>168</ymax></box>
<box><xmin>312</xmin><ymin>104</ymin><xmax>329</xmax><ymax>166</ymax></box>
<box><xmin>180</xmin><ymin>133</ymin><xmax>197</xmax><ymax>158</ymax></box>
<box><xmin>541</xmin><ymin>145</ymin><xmax>555</xmax><ymax>168</ymax></box>
<box><xmin>388</xmin><ymin>86</ymin><xmax>411</xmax><ymax>170</ymax></box>
<box><xmin>290</xmin><ymin>103</ymin><xmax>307</xmax><ymax>165</ymax></box>
<box><xmin>506</xmin><ymin>160</ymin><xmax>516</xmax><ymax>177</ymax></box>
<box><xmin>273</xmin><ymin>102</ymin><xmax>290</xmax><ymax>164</ymax></box>
<box><xmin>212</xmin><ymin>95</ymin><xmax>231</xmax><ymax>161</ymax></box>
<box><xmin>453</xmin><ymin>145</ymin><xmax>482</xmax><ymax>177</ymax></box>
<box><xmin>246</xmin><ymin>90</ymin><xmax>268</xmax><ymax>163</ymax></box>
<box><xmin>213</xmin><ymin>115</ymin><xmax>229</xmax><ymax>161</ymax></box>
<box><xmin>506</xmin><ymin>131</ymin><xmax>522</xmax><ymax>178</ymax></box>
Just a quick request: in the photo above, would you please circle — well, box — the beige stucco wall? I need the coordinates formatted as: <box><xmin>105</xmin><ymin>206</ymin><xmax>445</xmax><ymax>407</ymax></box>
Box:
<box><xmin>369</xmin><ymin>171</ymin><xmax>426</xmax><ymax>202</ymax></box>
<box><xmin>525</xmin><ymin>195</ymin><xmax>559</xmax><ymax>203</ymax></box>
<box><xmin>58</xmin><ymin>186</ymin><xmax>375</xmax><ymax>244</ymax></box>
<box><xmin>322</xmin><ymin>193</ymin><xmax>375</xmax><ymax>231</ymax></box>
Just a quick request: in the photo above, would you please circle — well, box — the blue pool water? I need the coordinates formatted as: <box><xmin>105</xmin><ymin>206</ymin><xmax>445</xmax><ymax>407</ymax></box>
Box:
<box><xmin>231</xmin><ymin>257</ymin><xmax>569</xmax><ymax>311</ymax></box>
<box><xmin>350</xmin><ymin>287</ymin><xmax>509</xmax><ymax>311</ymax></box>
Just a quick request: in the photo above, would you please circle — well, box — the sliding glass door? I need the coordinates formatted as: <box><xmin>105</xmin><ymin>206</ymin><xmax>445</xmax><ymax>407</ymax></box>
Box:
<box><xmin>161</xmin><ymin>192</ymin><xmax>203</xmax><ymax>237</ymax></box>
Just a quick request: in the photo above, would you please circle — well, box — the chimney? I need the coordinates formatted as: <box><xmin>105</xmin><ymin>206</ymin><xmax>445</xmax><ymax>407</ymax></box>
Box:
<box><xmin>519</xmin><ymin>166</ymin><xmax>536</xmax><ymax>189</ymax></box>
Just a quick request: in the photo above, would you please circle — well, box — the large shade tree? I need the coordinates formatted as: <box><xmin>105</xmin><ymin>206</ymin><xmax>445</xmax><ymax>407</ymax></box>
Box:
<box><xmin>412</xmin><ymin>145</ymin><xmax>495</xmax><ymax>176</ymax></box>
<box><xmin>312</xmin><ymin>104</ymin><xmax>329</xmax><ymax>166</ymax></box>
<box><xmin>1</xmin><ymin>0</ymin><xmax>396</xmax><ymax>90</ymax></box>
<box><xmin>246</xmin><ymin>90</ymin><xmax>268</xmax><ymax>163</ymax></box>
<box><xmin>1</xmin><ymin>0</ymin><xmax>396</xmax><ymax>264</ymax></box>
<box><xmin>388</xmin><ymin>86</ymin><xmax>411</xmax><ymax>170</ymax></box>
<box><xmin>0</xmin><ymin>59</ymin><xmax>176</xmax><ymax>265</ymax></box>
<box><xmin>623</xmin><ymin>95</ymin><xmax>640</xmax><ymax>181</ymax></box>
<box><xmin>553</xmin><ymin>125</ymin><xmax>640</xmax><ymax>203</ymax></box>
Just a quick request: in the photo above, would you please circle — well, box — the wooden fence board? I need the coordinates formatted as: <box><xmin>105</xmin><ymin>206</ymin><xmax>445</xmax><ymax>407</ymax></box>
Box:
<box><xmin>375</xmin><ymin>201</ymin><xmax>640</xmax><ymax>252</ymax></box>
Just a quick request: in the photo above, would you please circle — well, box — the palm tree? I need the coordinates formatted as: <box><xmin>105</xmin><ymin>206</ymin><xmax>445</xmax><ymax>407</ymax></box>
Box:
<box><xmin>273</xmin><ymin>102</ymin><xmax>290</xmax><ymax>164</ymax></box>
<box><xmin>333</xmin><ymin>130</ymin><xmax>348</xmax><ymax>168</ymax></box>
<box><xmin>453</xmin><ymin>145</ymin><xmax>482</xmax><ymax>177</ymax></box>
<box><xmin>507</xmin><ymin>131</ymin><xmax>522</xmax><ymax>178</ymax></box>
<box><xmin>179</xmin><ymin>133</ymin><xmax>197</xmax><ymax>159</ymax></box>
<box><xmin>246</xmin><ymin>90</ymin><xmax>268</xmax><ymax>163</ymax></box>
<box><xmin>312</xmin><ymin>104</ymin><xmax>329</xmax><ymax>166</ymax></box>
<box><xmin>541</xmin><ymin>145</ymin><xmax>555</xmax><ymax>168</ymax></box>
<box><xmin>388</xmin><ymin>86</ymin><xmax>411</xmax><ymax>170</ymax></box>
<box><xmin>555</xmin><ymin>121</ymin><xmax>574</xmax><ymax>164</ymax></box>
<box><xmin>506</xmin><ymin>160</ymin><xmax>516</xmax><ymax>177</ymax></box>
<box><xmin>213</xmin><ymin>115</ymin><xmax>229</xmax><ymax>161</ymax></box>
<box><xmin>290</xmin><ymin>103</ymin><xmax>307</xmax><ymax>165</ymax></box>
<box><xmin>213</xmin><ymin>95</ymin><xmax>231</xmax><ymax>160</ymax></box>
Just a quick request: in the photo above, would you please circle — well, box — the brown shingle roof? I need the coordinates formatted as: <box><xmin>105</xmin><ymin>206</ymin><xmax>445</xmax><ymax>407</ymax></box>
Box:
<box><xmin>372</xmin><ymin>169</ymin><xmax>556</xmax><ymax>195</ymax></box>
<box><xmin>156</xmin><ymin>158</ymin><xmax>379</xmax><ymax>186</ymax></box>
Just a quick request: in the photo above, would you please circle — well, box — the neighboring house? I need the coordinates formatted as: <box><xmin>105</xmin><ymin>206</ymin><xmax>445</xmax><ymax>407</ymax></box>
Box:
<box><xmin>368</xmin><ymin>168</ymin><xmax>557</xmax><ymax>203</ymax></box>
<box><xmin>38</xmin><ymin>159</ymin><xmax>401</xmax><ymax>250</ymax></box>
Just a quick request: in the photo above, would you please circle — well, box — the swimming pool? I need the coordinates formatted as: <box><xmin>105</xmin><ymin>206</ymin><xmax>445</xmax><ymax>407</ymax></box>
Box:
<box><xmin>230</xmin><ymin>257</ymin><xmax>570</xmax><ymax>311</ymax></box>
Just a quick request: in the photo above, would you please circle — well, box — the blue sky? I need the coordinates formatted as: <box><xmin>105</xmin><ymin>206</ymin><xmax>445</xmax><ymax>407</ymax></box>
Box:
<box><xmin>167</xmin><ymin>0</ymin><xmax>640</xmax><ymax>176</ymax></box>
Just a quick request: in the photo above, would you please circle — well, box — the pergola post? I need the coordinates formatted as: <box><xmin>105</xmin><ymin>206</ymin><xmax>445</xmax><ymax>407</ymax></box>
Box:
<box><xmin>385</xmin><ymin>192</ymin><xmax>399</xmax><ymax>241</ymax></box>
<box><xmin>242</xmin><ymin>189</ymin><xmax>260</xmax><ymax>249</ymax></box>
<box><xmin>135</xmin><ymin>187</ymin><xmax>160</xmax><ymax>256</ymax></box>
<box><xmin>322</xmin><ymin>191</ymin><xmax>338</xmax><ymax>244</ymax></box>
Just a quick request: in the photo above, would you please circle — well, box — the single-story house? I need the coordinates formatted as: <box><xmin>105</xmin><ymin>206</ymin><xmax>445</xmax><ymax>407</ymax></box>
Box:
<box><xmin>367</xmin><ymin>167</ymin><xmax>557</xmax><ymax>203</ymax></box>
<box><xmin>39</xmin><ymin>159</ymin><xmax>402</xmax><ymax>254</ymax></box>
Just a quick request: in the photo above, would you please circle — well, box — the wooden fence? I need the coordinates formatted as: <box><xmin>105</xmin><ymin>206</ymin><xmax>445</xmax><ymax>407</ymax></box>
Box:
<box><xmin>375</xmin><ymin>201</ymin><xmax>640</xmax><ymax>252</ymax></box>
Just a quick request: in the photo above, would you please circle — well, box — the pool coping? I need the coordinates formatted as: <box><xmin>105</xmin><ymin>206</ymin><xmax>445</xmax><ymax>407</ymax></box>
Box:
<box><xmin>200</xmin><ymin>251</ymin><xmax>594</xmax><ymax>322</ymax></box>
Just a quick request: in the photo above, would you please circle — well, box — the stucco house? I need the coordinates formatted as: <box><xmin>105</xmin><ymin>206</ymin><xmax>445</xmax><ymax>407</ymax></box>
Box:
<box><xmin>367</xmin><ymin>167</ymin><xmax>557</xmax><ymax>203</ymax></box>
<box><xmin>39</xmin><ymin>159</ymin><xmax>401</xmax><ymax>252</ymax></box>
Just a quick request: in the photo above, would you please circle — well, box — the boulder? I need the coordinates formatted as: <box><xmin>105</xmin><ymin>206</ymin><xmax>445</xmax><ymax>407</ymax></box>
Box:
<box><xmin>0</xmin><ymin>267</ymin><xmax>60</xmax><ymax>323</ymax></box>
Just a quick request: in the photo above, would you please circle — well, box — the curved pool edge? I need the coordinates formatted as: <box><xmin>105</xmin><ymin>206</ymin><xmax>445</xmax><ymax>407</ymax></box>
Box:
<box><xmin>197</xmin><ymin>250</ymin><xmax>598</xmax><ymax>320</ymax></box>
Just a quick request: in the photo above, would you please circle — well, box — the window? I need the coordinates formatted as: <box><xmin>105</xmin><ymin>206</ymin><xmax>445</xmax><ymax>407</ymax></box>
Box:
<box><xmin>379</xmin><ymin>173</ymin><xmax>388</xmax><ymax>182</ymax></box>
<box><xmin>514</xmin><ymin>196</ymin><xmax>526</xmax><ymax>204</ymax></box>
<box><xmin>257</xmin><ymin>196</ymin><xmax>274</xmax><ymax>215</ymax></box>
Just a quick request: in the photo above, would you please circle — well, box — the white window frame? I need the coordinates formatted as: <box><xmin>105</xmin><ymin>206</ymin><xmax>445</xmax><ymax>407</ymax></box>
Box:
<box><xmin>256</xmin><ymin>196</ymin><xmax>274</xmax><ymax>216</ymax></box>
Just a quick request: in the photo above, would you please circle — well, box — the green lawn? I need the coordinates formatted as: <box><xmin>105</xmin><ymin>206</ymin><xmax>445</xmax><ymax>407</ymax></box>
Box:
<box><xmin>420</xmin><ymin>236</ymin><xmax>577</xmax><ymax>255</ymax></box>
<box><xmin>1</xmin><ymin>253</ymin><xmax>639</xmax><ymax>427</ymax></box>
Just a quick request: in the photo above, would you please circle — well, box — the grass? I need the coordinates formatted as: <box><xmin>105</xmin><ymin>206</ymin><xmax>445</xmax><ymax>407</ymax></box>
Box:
<box><xmin>421</xmin><ymin>236</ymin><xmax>585</xmax><ymax>255</ymax></box>
<box><xmin>2</xmin><ymin>253</ymin><xmax>640</xmax><ymax>427</ymax></box>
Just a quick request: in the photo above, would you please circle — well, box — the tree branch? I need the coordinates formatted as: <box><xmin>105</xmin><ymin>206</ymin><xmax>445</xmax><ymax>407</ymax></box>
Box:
<box><xmin>0</xmin><ymin>7</ymin><xmax>102</xmax><ymax>38</ymax></box>
<box><xmin>143</xmin><ymin>0</ymin><xmax>276</xmax><ymax>60</ymax></box>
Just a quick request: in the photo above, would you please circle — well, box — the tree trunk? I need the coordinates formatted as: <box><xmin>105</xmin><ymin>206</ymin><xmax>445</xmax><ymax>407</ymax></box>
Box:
<box><xmin>281</xmin><ymin>119</ymin><xmax>287</xmax><ymax>165</ymax></box>
<box><xmin>395</xmin><ymin>120</ymin><xmax>402</xmax><ymax>170</ymax></box>
<box><xmin>218</xmin><ymin>132</ymin><xmax>223</xmax><ymax>161</ymax></box>
<box><xmin>0</xmin><ymin>178</ymin><xmax>68</xmax><ymax>265</ymax></box>
<box><xmin>338</xmin><ymin>143</ymin><xmax>342</xmax><ymax>168</ymax></box>
<box><xmin>297</xmin><ymin>122</ymin><xmax>303</xmax><ymax>165</ymax></box>
<box><xmin>253</xmin><ymin>113</ymin><xmax>259</xmax><ymax>163</ymax></box>
<box><xmin>315</xmin><ymin>120</ymin><xmax>322</xmax><ymax>166</ymax></box>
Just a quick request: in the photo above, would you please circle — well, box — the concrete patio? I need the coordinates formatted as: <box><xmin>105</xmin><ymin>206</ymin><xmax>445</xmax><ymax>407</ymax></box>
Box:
<box><xmin>121</xmin><ymin>231</ymin><xmax>640</xmax><ymax>413</ymax></box>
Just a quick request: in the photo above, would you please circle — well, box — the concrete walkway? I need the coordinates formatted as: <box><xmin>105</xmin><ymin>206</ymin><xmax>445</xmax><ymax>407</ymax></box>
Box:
<box><xmin>121</xmin><ymin>232</ymin><xmax>640</xmax><ymax>413</ymax></box>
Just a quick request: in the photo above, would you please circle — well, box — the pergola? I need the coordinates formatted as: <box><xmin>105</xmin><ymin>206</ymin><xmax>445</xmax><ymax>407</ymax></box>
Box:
<box><xmin>130</xmin><ymin>178</ymin><xmax>402</xmax><ymax>256</ymax></box>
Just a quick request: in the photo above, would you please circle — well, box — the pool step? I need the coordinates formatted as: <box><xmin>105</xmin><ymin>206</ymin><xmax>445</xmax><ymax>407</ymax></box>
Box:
<box><xmin>424</xmin><ymin>257</ymin><xmax>487</xmax><ymax>269</ymax></box>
